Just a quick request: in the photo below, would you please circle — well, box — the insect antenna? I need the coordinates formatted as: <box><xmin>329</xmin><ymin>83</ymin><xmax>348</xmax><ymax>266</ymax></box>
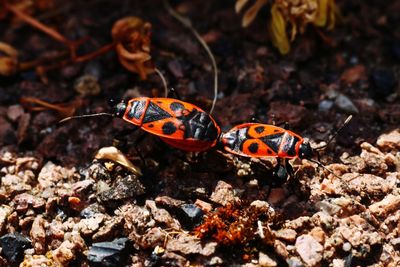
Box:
<box><xmin>307</xmin><ymin>157</ymin><xmax>353</xmax><ymax>193</ymax></box>
<box><xmin>59</xmin><ymin>113</ymin><xmax>113</xmax><ymax>123</ymax></box>
<box><xmin>314</xmin><ymin>115</ymin><xmax>353</xmax><ymax>151</ymax></box>
<box><xmin>307</xmin><ymin>158</ymin><xmax>338</xmax><ymax>177</ymax></box>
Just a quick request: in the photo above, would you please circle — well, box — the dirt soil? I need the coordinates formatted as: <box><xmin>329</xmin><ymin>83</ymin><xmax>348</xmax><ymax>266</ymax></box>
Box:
<box><xmin>0</xmin><ymin>0</ymin><xmax>400</xmax><ymax>266</ymax></box>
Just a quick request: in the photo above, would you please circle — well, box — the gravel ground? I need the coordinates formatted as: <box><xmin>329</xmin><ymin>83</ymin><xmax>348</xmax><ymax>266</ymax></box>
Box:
<box><xmin>0</xmin><ymin>0</ymin><xmax>399</xmax><ymax>266</ymax></box>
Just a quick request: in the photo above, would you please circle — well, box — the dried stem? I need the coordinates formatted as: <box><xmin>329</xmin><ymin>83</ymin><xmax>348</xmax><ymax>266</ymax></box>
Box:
<box><xmin>20</xmin><ymin>97</ymin><xmax>82</xmax><ymax>118</ymax></box>
<box><xmin>3</xmin><ymin>1</ymin><xmax>79</xmax><ymax>59</ymax></box>
<box><xmin>34</xmin><ymin>43</ymin><xmax>115</xmax><ymax>77</ymax></box>
<box><xmin>163</xmin><ymin>0</ymin><xmax>219</xmax><ymax>115</ymax></box>
<box><xmin>154</xmin><ymin>67</ymin><xmax>169</xmax><ymax>97</ymax></box>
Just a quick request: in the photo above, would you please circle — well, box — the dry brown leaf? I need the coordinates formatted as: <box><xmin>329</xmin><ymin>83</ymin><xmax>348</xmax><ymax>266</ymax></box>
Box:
<box><xmin>269</xmin><ymin>4</ymin><xmax>290</xmax><ymax>55</ymax></box>
<box><xmin>112</xmin><ymin>16</ymin><xmax>154</xmax><ymax>80</ymax></box>
<box><xmin>235</xmin><ymin>0</ymin><xmax>337</xmax><ymax>54</ymax></box>
<box><xmin>0</xmin><ymin>42</ymin><xmax>18</xmax><ymax>76</ymax></box>
<box><xmin>20</xmin><ymin>97</ymin><xmax>83</xmax><ymax>118</ymax></box>
<box><xmin>242</xmin><ymin>0</ymin><xmax>268</xmax><ymax>27</ymax></box>
<box><xmin>340</xmin><ymin>65</ymin><xmax>366</xmax><ymax>84</ymax></box>
<box><xmin>95</xmin><ymin>146</ymin><xmax>142</xmax><ymax>176</ymax></box>
<box><xmin>235</xmin><ymin>0</ymin><xmax>250</xmax><ymax>13</ymax></box>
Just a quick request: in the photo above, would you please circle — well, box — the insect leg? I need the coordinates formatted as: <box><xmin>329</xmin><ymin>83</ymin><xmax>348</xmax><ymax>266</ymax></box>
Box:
<box><xmin>271</xmin><ymin>159</ymin><xmax>288</xmax><ymax>186</ymax></box>
<box><xmin>283</xmin><ymin>122</ymin><xmax>290</xmax><ymax>130</ymax></box>
<box><xmin>168</xmin><ymin>88</ymin><xmax>182</xmax><ymax>100</ymax></box>
<box><xmin>284</xmin><ymin>158</ymin><xmax>294</xmax><ymax>179</ymax></box>
<box><xmin>113</xmin><ymin>127</ymin><xmax>139</xmax><ymax>150</ymax></box>
<box><xmin>268</xmin><ymin>114</ymin><xmax>290</xmax><ymax>129</ymax></box>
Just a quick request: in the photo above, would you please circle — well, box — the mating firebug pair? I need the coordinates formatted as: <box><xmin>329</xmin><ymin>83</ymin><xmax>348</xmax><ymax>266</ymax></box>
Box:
<box><xmin>109</xmin><ymin>97</ymin><xmax>316</xmax><ymax>162</ymax></box>
<box><xmin>63</xmin><ymin>97</ymin><xmax>350</xmax><ymax>172</ymax></box>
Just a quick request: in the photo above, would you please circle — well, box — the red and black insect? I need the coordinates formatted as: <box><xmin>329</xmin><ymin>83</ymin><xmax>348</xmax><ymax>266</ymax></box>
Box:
<box><xmin>220</xmin><ymin>123</ymin><xmax>312</xmax><ymax>159</ymax></box>
<box><xmin>220</xmin><ymin>116</ymin><xmax>352</xmax><ymax>177</ymax></box>
<box><xmin>112</xmin><ymin>97</ymin><xmax>220</xmax><ymax>151</ymax></box>
<box><xmin>62</xmin><ymin>97</ymin><xmax>221</xmax><ymax>152</ymax></box>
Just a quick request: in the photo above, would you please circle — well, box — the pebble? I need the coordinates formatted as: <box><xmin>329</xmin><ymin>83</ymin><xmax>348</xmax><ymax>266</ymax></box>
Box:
<box><xmin>146</xmin><ymin>200</ymin><xmax>181</xmax><ymax>231</ymax></box>
<box><xmin>88</xmin><ymin>237</ymin><xmax>129</xmax><ymax>266</ymax></box>
<box><xmin>0</xmin><ymin>205</ymin><xmax>12</xmax><ymax>232</ymax></box>
<box><xmin>286</xmin><ymin>257</ymin><xmax>305</xmax><ymax>267</ymax></box>
<box><xmin>194</xmin><ymin>199</ymin><xmax>212</xmax><ymax>213</ymax></box>
<box><xmin>180</xmin><ymin>203</ymin><xmax>204</xmax><ymax>227</ymax></box>
<box><xmin>117</xmin><ymin>204</ymin><xmax>155</xmax><ymax>232</ymax></box>
<box><xmin>295</xmin><ymin>235</ymin><xmax>323</xmax><ymax>266</ymax></box>
<box><xmin>74</xmin><ymin>74</ymin><xmax>101</xmax><ymax>96</ymax></box>
<box><xmin>138</xmin><ymin>227</ymin><xmax>165</xmax><ymax>249</ymax></box>
<box><xmin>210</xmin><ymin>180</ymin><xmax>237</xmax><ymax>206</ymax></box>
<box><xmin>342</xmin><ymin>242</ymin><xmax>352</xmax><ymax>252</ymax></box>
<box><xmin>99</xmin><ymin>175</ymin><xmax>145</xmax><ymax>203</ymax></box>
<box><xmin>78</xmin><ymin>213</ymin><xmax>105</xmax><ymax>236</ymax></box>
<box><xmin>0</xmin><ymin>232</ymin><xmax>31</xmax><ymax>263</ymax></box>
<box><xmin>318</xmin><ymin>100</ymin><xmax>334</xmax><ymax>112</ymax></box>
<box><xmin>155</xmin><ymin>196</ymin><xmax>185</xmax><ymax>208</ymax></box>
<box><xmin>30</xmin><ymin>215</ymin><xmax>46</xmax><ymax>254</ymax></box>
<box><xmin>165</xmin><ymin>234</ymin><xmax>217</xmax><ymax>256</ymax></box>
<box><xmin>93</xmin><ymin>216</ymin><xmax>124</xmax><ymax>242</ymax></box>
<box><xmin>13</xmin><ymin>193</ymin><xmax>45</xmax><ymax>212</ymax></box>
<box><xmin>250</xmin><ymin>200</ymin><xmax>271</xmax><ymax>213</ymax></box>
<box><xmin>332</xmin><ymin>258</ymin><xmax>345</xmax><ymax>267</ymax></box>
<box><xmin>342</xmin><ymin>173</ymin><xmax>396</xmax><ymax>196</ymax></box>
<box><xmin>51</xmin><ymin>233</ymin><xmax>86</xmax><ymax>265</ymax></box>
<box><xmin>259</xmin><ymin>251</ymin><xmax>277</xmax><ymax>267</ymax></box>
<box><xmin>370</xmin><ymin>69</ymin><xmax>396</xmax><ymax>99</ymax></box>
<box><xmin>369</xmin><ymin>194</ymin><xmax>400</xmax><ymax>217</ymax></box>
<box><xmin>376</xmin><ymin>129</ymin><xmax>400</xmax><ymax>151</ymax></box>
<box><xmin>274</xmin><ymin>240</ymin><xmax>289</xmax><ymax>258</ymax></box>
<box><xmin>274</xmin><ymin>229</ymin><xmax>297</xmax><ymax>243</ymax></box>
<box><xmin>6</xmin><ymin>105</ymin><xmax>24</xmax><ymax>122</ymax></box>
<box><xmin>335</xmin><ymin>94</ymin><xmax>359</xmax><ymax>114</ymax></box>
<box><xmin>309</xmin><ymin>227</ymin><xmax>325</xmax><ymax>244</ymax></box>
<box><xmin>20</xmin><ymin>254</ymin><xmax>53</xmax><ymax>266</ymax></box>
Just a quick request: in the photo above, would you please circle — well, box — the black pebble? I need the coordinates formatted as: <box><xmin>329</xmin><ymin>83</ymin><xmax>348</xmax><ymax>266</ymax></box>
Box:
<box><xmin>0</xmin><ymin>233</ymin><xmax>31</xmax><ymax>263</ymax></box>
<box><xmin>180</xmin><ymin>204</ymin><xmax>204</xmax><ymax>228</ymax></box>
<box><xmin>87</xmin><ymin>238</ymin><xmax>129</xmax><ymax>267</ymax></box>
<box><xmin>370</xmin><ymin>69</ymin><xmax>397</xmax><ymax>99</ymax></box>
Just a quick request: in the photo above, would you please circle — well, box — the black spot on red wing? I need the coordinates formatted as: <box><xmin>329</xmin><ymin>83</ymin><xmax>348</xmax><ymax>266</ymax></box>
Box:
<box><xmin>162</xmin><ymin>122</ymin><xmax>177</xmax><ymax>135</ymax></box>
<box><xmin>156</xmin><ymin>101</ymin><xmax>163</xmax><ymax>104</ymax></box>
<box><xmin>248</xmin><ymin>142</ymin><xmax>259</xmax><ymax>153</ymax></box>
<box><xmin>267</xmin><ymin>149</ymin><xmax>273</xmax><ymax>155</ymax></box>
<box><xmin>274</xmin><ymin>129</ymin><xmax>280</xmax><ymax>133</ymax></box>
<box><xmin>143</xmin><ymin>102</ymin><xmax>172</xmax><ymax>123</ymax></box>
<box><xmin>259</xmin><ymin>133</ymin><xmax>284</xmax><ymax>153</ymax></box>
<box><xmin>148</xmin><ymin>124</ymin><xmax>154</xmax><ymax>128</ymax></box>
<box><xmin>170</xmin><ymin>102</ymin><xmax>185</xmax><ymax>111</ymax></box>
<box><xmin>254</xmin><ymin>126</ymin><xmax>265</xmax><ymax>134</ymax></box>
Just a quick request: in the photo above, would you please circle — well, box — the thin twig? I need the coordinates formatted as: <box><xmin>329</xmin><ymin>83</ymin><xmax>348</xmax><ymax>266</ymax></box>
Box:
<box><xmin>35</xmin><ymin>43</ymin><xmax>115</xmax><ymax>77</ymax></box>
<box><xmin>163</xmin><ymin>0</ymin><xmax>218</xmax><ymax>115</ymax></box>
<box><xmin>154</xmin><ymin>67</ymin><xmax>169</xmax><ymax>97</ymax></box>
<box><xmin>2</xmin><ymin>2</ymin><xmax>94</xmax><ymax>60</ymax></box>
<box><xmin>4</xmin><ymin>2</ymin><xmax>68</xmax><ymax>44</ymax></box>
